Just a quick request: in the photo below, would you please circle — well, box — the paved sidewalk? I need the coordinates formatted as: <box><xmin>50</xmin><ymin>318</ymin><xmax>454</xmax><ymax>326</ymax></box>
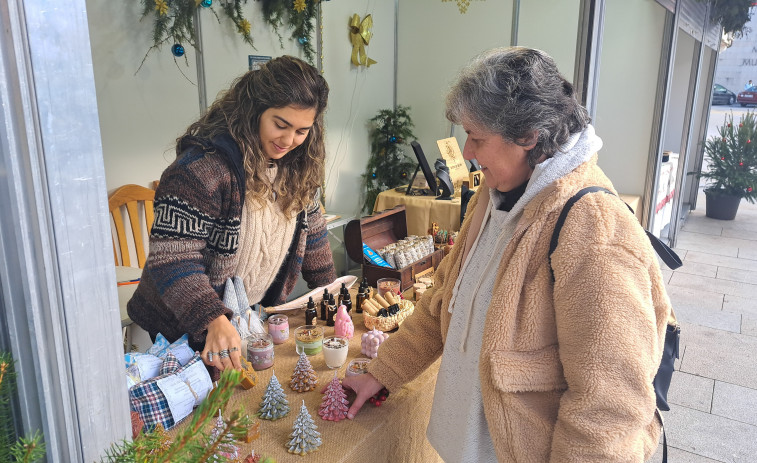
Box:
<box><xmin>649</xmin><ymin>187</ymin><xmax>757</xmax><ymax>462</ymax></box>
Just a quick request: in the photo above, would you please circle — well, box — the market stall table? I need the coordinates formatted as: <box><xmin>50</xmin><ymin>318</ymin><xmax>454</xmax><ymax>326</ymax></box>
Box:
<box><xmin>168</xmin><ymin>289</ymin><xmax>442</xmax><ymax>462</ymax></box>
<box><xmin>374</xmin><ymin>188</ymin><xmax>642</xmax><ymax>235</ymax></box>
<box><xmin>373</xmin><ymin>188</ymin><xmax>461</xmax><ymax>236</ymax></box>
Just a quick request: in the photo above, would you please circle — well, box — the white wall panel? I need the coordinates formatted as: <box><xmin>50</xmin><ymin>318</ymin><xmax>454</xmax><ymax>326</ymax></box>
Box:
<box><xmin>595</xmin><ymin>0</ymin><xmax>667</xmax><ymax>197</ymax></box>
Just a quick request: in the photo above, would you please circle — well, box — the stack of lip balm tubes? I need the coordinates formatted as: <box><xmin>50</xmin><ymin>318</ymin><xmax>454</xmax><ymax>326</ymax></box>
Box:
<box><xmin>376</xmin><ymin>235</ymin><xmax>435</xmax><ymax>269</ymax></box>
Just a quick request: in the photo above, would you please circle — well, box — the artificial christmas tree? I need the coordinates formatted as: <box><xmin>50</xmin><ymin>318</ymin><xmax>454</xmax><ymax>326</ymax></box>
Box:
<box><xmin>258</xmin><ymin>372</ymin><xmax>290</xmax><ymax>420</ymax></box>
<box><xmin>318</xmin><ymin>372</ymin><xmax>349</xmax><ymax>422</ymax></box>
<box><xmin>286</xmin><ymin>401</ymin><xmax>322</xmax><ymax>456</ymax></box>
<box><xmin>362</xmin><ymin>106</ymin><xmax>417</xmax><ymax>212</ymax></box>
<box><xmin>290</xmin><ymin>352</ymin><xmax>318</xmax><ymax>393</ymax></box>
<box><xmin>701</xmin><ymin>111</ymin><xmax>757</xmax><ymax>219</ymax></box>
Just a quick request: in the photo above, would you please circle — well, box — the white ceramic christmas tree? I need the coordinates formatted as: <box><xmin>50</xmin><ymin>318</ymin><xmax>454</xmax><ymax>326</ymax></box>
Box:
<box><xmin>286</xmin><ymin>400</ymin><xmax>322</xmax><ymax>456</ymax></box>
<box><xmin>258</xmin><ymin>371</ymin><xmax>290</xmax><ymax>420</ymax></box>
<box><xmin>319</xmin><ymin>371</ymin><xmax>349</xmax><ymax>422</ymax></box>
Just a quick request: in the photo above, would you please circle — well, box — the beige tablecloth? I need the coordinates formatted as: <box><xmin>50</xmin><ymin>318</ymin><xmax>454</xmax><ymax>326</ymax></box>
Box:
<box><xmin>374</xmin><ymin>188</ymin><xmax>643</xmax><ymax>236</ymax></box>
<box><xmin>169</xmin><ymin>290</ymin><xmax>442</xmax><ymax>462</ymax></box>
<box><xmin>373</xmin><ymin>188</ymin><xmax>462</xmax><ymax>236</ymax></box>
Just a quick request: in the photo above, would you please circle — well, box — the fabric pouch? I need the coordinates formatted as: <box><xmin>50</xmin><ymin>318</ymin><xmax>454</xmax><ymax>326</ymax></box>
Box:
<box><xmin>129</xmin><ymin>352</ymin><xmax>212</xmax><ymax>432</ymax></box>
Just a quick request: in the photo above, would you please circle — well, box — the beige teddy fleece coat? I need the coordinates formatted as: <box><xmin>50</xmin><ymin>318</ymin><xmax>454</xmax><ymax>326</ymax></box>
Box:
<box><xmin>367</xmin><ymin>155</ymin><xmax>671</xmax><ymax>462</ymax></box>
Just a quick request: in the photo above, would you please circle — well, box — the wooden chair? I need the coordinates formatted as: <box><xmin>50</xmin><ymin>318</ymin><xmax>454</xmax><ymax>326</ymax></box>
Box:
<box><xmin>109</xmin><ymin>184</ymin><xmax>156</xmax><ymax>268</ymax></box>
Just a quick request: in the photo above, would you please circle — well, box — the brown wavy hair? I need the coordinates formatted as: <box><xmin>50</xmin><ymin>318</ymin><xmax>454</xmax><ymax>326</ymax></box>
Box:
<box><xmin>176</xmin><ymin>55</ymin><xmax>329</xmax><ymax>217</ymax></box>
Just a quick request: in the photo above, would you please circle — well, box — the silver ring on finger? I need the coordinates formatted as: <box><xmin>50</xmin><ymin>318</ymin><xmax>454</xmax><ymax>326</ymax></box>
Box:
<box><xmin>219</xmin><ymin>351</ymin><xmax>230</xmax><ymax>359</ymax></box>
<box><xmin>207</xmin><ymin>352</ymin><xmax>214</xmax><ymax>362</ymax></box>
<box><xmin>229</xmin><ymin>347</ymin><xmax>239</xmax><ymax>353</ymax></box>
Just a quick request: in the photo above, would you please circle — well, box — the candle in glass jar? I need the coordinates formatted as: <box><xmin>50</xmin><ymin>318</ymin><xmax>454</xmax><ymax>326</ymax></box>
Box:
<box><xmin>322</xmin><ymin>336</ymin><xmax>349</xmax><ymax>369</ymax></box>
<box><xmin>294</xmin><ymin>325</ymin><xmax>324</xmax><ymax>356</ymax></box>
<box><xmin>345</xmin><ymin>358</ymin><xmax>371</xmax><ymax>377</ymax></box>
<box><xmin>246</xmin><ymin>333</ymin><xmax>274</xmax><ymax>370</ymax></box>
<box><xmin>267</xmin><ymin>314</ymin><xmax>289</xmax><ymax>345</ymax></box>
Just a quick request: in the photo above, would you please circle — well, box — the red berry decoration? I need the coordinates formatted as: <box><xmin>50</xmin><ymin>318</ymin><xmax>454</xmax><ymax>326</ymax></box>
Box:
<box><xmin>722</xmin><ymin>137</ymin><xmax>727</xmax><ymax>142</ymax></box>
<box><xmin>740</xmin><ymin>162</ymin><xmax>744</xmax><ymax>166</ymax></box>
<box><xmin>369</xmin><ymin>388</ymin><xmax>390</xmax><ymax>406</ymax></box>
<box><xmin>740</xmin><ymin>123</ymin><xmax>744</xmax><ymax>127</ymax></box>
<box><xmin>748</xmin><ymin>139</ymin><xmax>752</xmax><ymax>144</ymax></box>
<box><xmin>728</xmin><ymin>123</ymin><xmax>732</xmax><ymax>127</ymax></box>
<box><xmin>721</xmin><ymin>157</ymin><xmax>725</xmax><ymax>160</ymax></box>
<box><xmin>749</xmin><ymin>187</ymin><xmax>754</xmax><ymax>193</ymax></box>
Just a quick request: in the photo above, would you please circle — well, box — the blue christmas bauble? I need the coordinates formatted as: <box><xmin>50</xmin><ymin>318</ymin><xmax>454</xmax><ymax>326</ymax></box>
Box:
<box><xmin>371</xmin><ymin>173</ymin><xmax>377</xmax><ymax>179</ymax></box>
<box><xmin>171</xmin><ymin>44</ymin><xmax>185</xmax><ymax>57</ymax></box>
<box><xmin>201</xmin><ymin>0</ymin><xmax>212</xmax><ymax>7</ymax></box>
<box><xmin>298</xmin><ymin>36</ymin><xmax>309</xmax><ymax>45</ymax></box>
<box><xmin>389</xmin><ymin>136</ymin><xmax>397</xmax><ymax>143</ymax></box>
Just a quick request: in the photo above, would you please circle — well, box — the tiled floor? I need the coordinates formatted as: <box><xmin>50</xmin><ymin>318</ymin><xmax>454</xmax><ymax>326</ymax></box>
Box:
<box><xmin>649</xmin><ymin>187</ymin><xmax>757</xmax><ymax>462</ymax></box>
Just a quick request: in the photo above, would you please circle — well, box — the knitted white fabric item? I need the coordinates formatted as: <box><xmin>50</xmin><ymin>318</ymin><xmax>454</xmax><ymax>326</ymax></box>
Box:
<box><xmin>235</xmin><ymin>166</ymin><xmax>297</xmax><ymax>305</ymax></box>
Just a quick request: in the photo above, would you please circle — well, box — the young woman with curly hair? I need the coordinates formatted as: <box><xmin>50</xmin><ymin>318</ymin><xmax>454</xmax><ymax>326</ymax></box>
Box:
<box><xmin>128</xmin><ymin>56</ymin><xmax>336</xmax><ymax>373</ymax></box>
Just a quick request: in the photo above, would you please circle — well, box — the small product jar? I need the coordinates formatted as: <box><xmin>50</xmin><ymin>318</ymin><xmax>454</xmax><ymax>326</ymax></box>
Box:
<box><xmin>246</xmin><ymin>333</ymin><xmax>274</xmax><ymax>370</ymax></box>
<box><xmin>267</xmin><ymin>314</ymin><xmax>289</xmax><ymax>345</ymax></box>
<box><xmin>322</xmin><ymin>336</ymin><xmax>349</xmax><ymax>369</ymax></box>
<box><xmin>294</xmin><ymin>325</ymin><xmax>324</xmax><ymax>356</ymax></box>
<box><xmin>377</xmin><ymin>277</ymin><xmax>401</xmax><ymax>298</ymax></box>
<box><xmin>345</xmin><ymin>358</ymin><xmax>371</xmax><ymax>377</ymax></box>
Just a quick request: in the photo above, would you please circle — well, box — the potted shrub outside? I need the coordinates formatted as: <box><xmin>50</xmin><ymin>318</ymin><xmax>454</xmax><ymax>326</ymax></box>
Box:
<box><xmin>701</xmin><ymin>111</ymin><xmax>757</xmax><ymax>219</ymax></box>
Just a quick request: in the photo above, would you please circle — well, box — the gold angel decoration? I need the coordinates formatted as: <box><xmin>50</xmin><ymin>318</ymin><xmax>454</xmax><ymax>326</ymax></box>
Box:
<box><xmin>349</xmin><ymin>14</ymin><xmax>377</xmax><ymax>67</ymax></box>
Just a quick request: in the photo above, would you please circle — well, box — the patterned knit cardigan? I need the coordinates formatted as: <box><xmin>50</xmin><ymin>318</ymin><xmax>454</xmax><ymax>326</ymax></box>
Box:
<box><xmin>127</xmin><ymin>135</ymin><xmax>336</xmax><ymax>350</ymax></box>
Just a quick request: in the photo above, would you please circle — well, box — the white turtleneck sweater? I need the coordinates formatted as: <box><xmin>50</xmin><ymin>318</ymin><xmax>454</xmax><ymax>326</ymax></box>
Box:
<box><xmin>426</xmin><ymin>125</ymin><xmax>603</xmax><ymax>462</ymax></box>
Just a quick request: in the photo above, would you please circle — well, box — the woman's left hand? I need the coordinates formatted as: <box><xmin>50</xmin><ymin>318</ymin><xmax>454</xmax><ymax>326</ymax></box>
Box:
<box><xmin>202</xmin><ymin>315</ymin><xmax>242</xmax><ymax>371</ymax></box>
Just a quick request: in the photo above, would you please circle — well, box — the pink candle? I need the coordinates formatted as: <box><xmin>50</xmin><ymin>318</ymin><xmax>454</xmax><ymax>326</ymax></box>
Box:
<box><xmin>246</xmin><ymin>334</ymin><xmax>274</xmax><ymax>370</ymax></box>
<box><xmin>267</xmin><ymin>314</ymin><xmax>289</xmax><ymax>345</ymax></box>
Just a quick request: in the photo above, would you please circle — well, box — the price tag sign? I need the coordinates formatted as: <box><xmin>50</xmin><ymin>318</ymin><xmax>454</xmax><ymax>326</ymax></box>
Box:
<box><xmin>436</xmin><ymin>137</ymin><xmax>468</xmax><ymax>194</ymax></box>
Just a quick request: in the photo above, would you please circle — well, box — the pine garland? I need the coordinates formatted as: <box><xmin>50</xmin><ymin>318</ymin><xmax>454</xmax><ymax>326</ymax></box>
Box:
<box><xmin>701</xmin><ymin>111</ymin><xmax>757</xmax><ymax>203</ymax></box>
<box><xmin>136</xmin><ymin>0</ymin><xmax>254</xmax><ymax>73</ymax></box>
<box><xmin>261</xmin><ymin>0</ymin><xmax>319</xmax><ymax>64</ymax></box>
<box><xmin>362</xmin><ymin>106</ymin><xmax>417</xmax><ymax>213</ymax></box>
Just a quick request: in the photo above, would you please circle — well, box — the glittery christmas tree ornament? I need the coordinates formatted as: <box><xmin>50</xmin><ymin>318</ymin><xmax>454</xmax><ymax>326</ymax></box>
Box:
<box><xmin>286</xmin><ymin>400</ymin><xmax>322</xmax><ymax>456</ymax></box>
<box><xmin>258</xmin><ymin>371</ymin><xmax>290</xmax><ymax>420</ymax></box>
<box><xmin>319</xmin><ymin>371</ymin><xmax>349</xmax><ymax>422</ymax></box>
<box><xmin>290</xmin><ymin>352</ymin><xmax>318</xmax><ymax>392</ymax></box>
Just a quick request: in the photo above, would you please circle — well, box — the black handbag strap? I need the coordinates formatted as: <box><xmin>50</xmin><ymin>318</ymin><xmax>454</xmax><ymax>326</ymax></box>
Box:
<box><xmin>549</xmin><ymin>186</ymin><xmax>682</xmax><ymax>281</ymax></box>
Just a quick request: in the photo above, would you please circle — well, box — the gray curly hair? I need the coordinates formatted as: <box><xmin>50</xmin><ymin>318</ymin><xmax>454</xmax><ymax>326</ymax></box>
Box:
<box><xmin>445</xmin><ymin>47</ymin><xmax>590</xmax><ymax>168</ymax></box>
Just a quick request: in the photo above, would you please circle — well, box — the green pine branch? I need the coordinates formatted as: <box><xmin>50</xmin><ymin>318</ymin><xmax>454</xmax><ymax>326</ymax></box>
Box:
<box><xmin>261</xmin><ymin>0</ymin><xmax>319</xmax><ymax>64</ymax></box>
<box><xmin>136</xmin><ymin>0</ymin><xmax>254</xmax><ymax>73</ymax></box>
<box><xmin>1</xmin><ymin>352</ymin><xmax>47</xmax><ymax>463</ymax></box>
<box><xmin>101</xmin><ymin>369</ymin><xmax>252</xmax><ymax>462</ymax></box>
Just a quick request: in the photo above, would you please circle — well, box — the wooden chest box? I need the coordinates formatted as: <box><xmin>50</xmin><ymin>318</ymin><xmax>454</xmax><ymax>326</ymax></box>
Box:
<box><xmin>344</xmin><ymin>206</ymin><xmax>444</xmax><ymax>292</ymax></box>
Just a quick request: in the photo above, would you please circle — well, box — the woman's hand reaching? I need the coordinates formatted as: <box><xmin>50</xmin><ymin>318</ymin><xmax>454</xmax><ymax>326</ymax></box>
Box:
<box><xmin>341</xmin><ymin>372</ymin><xmax>385</xmax><ymax>419</ymax></box>
<box><xmin>202</xmin><ymin>315</ymin><xmax>242</xmax><ymax>371</ymax></box>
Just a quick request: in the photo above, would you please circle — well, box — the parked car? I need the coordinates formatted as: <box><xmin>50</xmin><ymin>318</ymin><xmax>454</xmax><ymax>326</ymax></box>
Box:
<box><xmin>737</xmin><ymin>86</ymin><xmax>757</xmax><ymax>107</ymax></box>
<box><xmin>712</xmin><ymin>84</ymin><xmax>736</xmax><ymax>105</ymax></box>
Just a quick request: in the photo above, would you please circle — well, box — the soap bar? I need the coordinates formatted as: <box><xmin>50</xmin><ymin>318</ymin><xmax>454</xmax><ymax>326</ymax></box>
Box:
<box><xmin>363</xmin><ymin>243</ymin><xmax>393</xmax><ymax>268</ymax></box>
<box><xmin>239</xmin><ymin>358</ymin><xmax>257</xmax><ymax>390</ymax></box>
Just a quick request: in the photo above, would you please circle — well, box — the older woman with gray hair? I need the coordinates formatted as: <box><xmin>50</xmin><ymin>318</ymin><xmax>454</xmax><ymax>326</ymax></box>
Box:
<box><xmin>343</xmin><ymin>47</ymin><xmax>672</xmax><ymax>462</ymax></box>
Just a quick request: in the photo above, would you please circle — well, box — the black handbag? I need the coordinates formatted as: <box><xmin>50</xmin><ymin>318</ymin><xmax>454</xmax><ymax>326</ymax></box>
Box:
<box><xmin>548</xmin><ymin>186</ymin><xmax>682</xmax><ymax>463</ymax></box>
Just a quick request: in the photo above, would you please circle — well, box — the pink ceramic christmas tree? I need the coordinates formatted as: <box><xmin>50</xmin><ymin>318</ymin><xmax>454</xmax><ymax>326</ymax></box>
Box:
<box><xmin>318</xmin><ymin>371</ymin><xmax>349</xmax><ymax>422</ymax></box>
<box><xmin>334</xmin><ymin>304</ymin><xmax>354</xmax><ymax>339</ymax></box>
